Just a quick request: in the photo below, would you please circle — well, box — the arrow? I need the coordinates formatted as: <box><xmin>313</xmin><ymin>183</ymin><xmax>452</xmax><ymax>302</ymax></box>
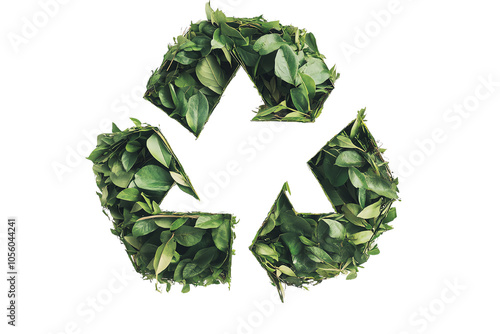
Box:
<box><xmin>88</xmin><ymin>118</ymin><xmax>236</xmax><ymax>293</ymax></box>
<box><xmin>144</xmin><ymin>2</ymin><xmax>339</xmax><ymax>138</ymax></box>
<box><xmin>250</xmin><ymin>109</ymin><xmax>399</xmax><ymax>302</ymax></box>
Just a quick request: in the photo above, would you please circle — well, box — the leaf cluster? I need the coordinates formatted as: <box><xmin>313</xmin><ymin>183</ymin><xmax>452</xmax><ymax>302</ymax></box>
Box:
<box><xmin>250</xmin><ymin>110</ymin><xmax>399</xmax><ymax>301</ymax></box>
<box><xmin>144</xmin><ymin>2</ymin><xmax>339</xmax><ymax>137</ymax></box>
<box><xmin>87</xmin><ymin>119</ymin><xmax>236</xmax><ymax>292</ymax></box>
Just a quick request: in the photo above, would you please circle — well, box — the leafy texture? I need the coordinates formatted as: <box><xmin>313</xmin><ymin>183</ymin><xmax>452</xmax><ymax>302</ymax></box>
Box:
<box><xmin>144</xmin><ymin>2</ymin><xmax>339</xmax><ymax>137</ymax></box>
<box><xmin>88</xmin><ymin>120</ymin><xmax>236</xmax><ymax>292</ymax></box>
<box><xmin>251</xmin><ymin>110</ymin><xmax>399</xmax><ymax>302</ymax></box>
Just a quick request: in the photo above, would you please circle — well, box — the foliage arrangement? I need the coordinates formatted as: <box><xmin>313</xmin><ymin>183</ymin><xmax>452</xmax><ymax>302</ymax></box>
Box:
<box><xmin>250</xmin><ymin>110</ymin><xmax>399</xmax><ymax>301</ymax></box>
<box><xmin>88</xmin><ymin>119</ymin><xmax>236</xmax><ymax>292</ymax></box>
<box><xmin>144</xmin><ymin>2</ymin><xmax>339</xmax><ymax>137</ymax></box>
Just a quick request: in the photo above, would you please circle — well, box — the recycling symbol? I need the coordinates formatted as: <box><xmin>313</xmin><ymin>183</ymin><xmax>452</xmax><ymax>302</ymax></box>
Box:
<box><xmin>88</xmin><ymin>2</ymin><xmax>399</xmax><ymax>300</ymax></box>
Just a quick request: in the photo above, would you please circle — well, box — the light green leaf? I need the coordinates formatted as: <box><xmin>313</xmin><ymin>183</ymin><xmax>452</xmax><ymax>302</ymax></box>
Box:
<box><xmin>330</xmin><ymin>134</ymin><xmax>362</xmax><ymax>150</ymax></box>
<box><xmin>274</xmin><ymin>45</ymin><xmax>298</xmax><ymax>85</ymax></box>
<box><xmin>170</xmin><ymin>172</ymin><xmax>189</xmax><ymax>186</ymax></box>
<box><xmin>305</xmin><ymin>32</ymin><xmax>319</xmax><ymax>54</ymax></box>
<box><xmin>174</xmin><ymin>225</ymin><xmax>205</xmax><ymax>247</ymax></box>
<box><xmin>349</xmin><ymin>231</ymin><xmax>374</xmax><ymax>245</ymax></box>
<box><xmin>171</xmin><ymin>217</ymin><xmax>189</xmax><ymax>230</ymax></box>
<box><xmin>186</xmin><ymin>92</ymin><xmax>209</xmax><ymax>136</ymax></box>
<box><xmin>254</xmin><ymin>243</ymin><xmax>279</xmax><ymax>261</ymax></box>
<box><xmin>348</xmin><ymin>167</ymin><xmax>367</xmax><ymax>189</ymax></box>
<box><xmin>366</xmin><ymin>175</ymin><xmax>399</xmax><ymax>199</ymax></box>
<box><xmin>134</xmin><ymin>165</ymin><xmax>174</xmax><ymax>191</ymax></box>
<box><xmin>335</xmin><ymin>150</ymin><xmax>366</xmax><ymax>167</ymax></box>
<box><xmin>132</xmin><ymin>219</ymin><xmax>158</xmax><ymax>237</ymax></box>
<box><xmin>154</xmin><ymin>217</ymin><xmax>176</xmax><ymax>228</ymax></box>
<box><xmin>322</xmin><ymin>219</ymin><xmax>346</xmax><ymax>239</ymax></box>
<box><xmin>290</xmin><ymin>85</ymin><xmax>309</xmax><ymax>112</ymax></box>
<box><xmin>146</xmin><ymin>133</ymin><xmax>172</xmax><ymax>168</ymax></box>
<box><xmin>253</xmin><ymin>33</ymin><xmax>286</xmax><ymax>55</ymax></box>
<box><xmin>195</xmin><ymin>214</ymin><xmax>224</xmax><ymax>229</ymax></box>
<box><xmin>154</xmin><ymin>238</ymin><xmax>176</xmax><ymax>278</ymax></box>
<box><xmin>299</xmin><ymin>58</ymin><xmax>330</xmax><ymax>84</ymax></box>
<box><xmin>196</xmin><ymin>55</ymin><xmax>227</xmax><ymax>94</ymax></box>
<box><xmin>278</xmin><ymin>265</ymin><xmax>296</xmax><ymax>277</ymax></box>
<box><xmin>116</xmin><ymin>188</ymin><xmax>140</xmax><ymax>201</ymax></box>
<box><xmin>357</xmin><ymin>199</ymin><xmax>383</xmax><ymax>219</ymax></box>
<box><xmin>212</xmin><ymin>218</ymin><xmax>231</xmax><ymax>252</ymax></box>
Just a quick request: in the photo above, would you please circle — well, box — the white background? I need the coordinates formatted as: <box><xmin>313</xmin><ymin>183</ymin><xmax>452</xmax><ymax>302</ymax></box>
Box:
<box><xmin>1</xmin><ymin>0</ymin><xmax>499</xmax><ymax>333</ymax></box>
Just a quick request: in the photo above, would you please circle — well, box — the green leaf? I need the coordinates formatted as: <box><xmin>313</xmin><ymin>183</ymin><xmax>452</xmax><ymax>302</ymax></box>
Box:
<box><xmin>146</xmin><ymin>133</ymin><xmax>172</xmax><ymax>168</ymax></box>
<box><xmin>259</xmin><ymin>216</ymin><xmax>276</xmax><ymax>236</ymax></box>
<box><xmin>130</xmin><ymin>118</ymin><xmax>141</xmax><ymax>127</ymax></box>
<box><xmin>195</xmin><ymin>214</ymin><xmax>224</xmax><ymax>229</ymax></box>
<box><xmin>253</xmin><ymin>34</ymin><xmax>286</xmax><ymax>55</ymax></box>
<box><xmin>236</xmin><ymin>46</ymin><xmax>259</xmax><ymax>67</ymax></box>
<box><xmin>175</xmin><ymin>72</ymin><xmax>196</xmax><ymax>88</ymax></box>
<box><xmin>132</xmin><ymin>219</ymin><xmax>159</xmax><ymax>237</ymax></box>
<box><xmin>121</xmin><ymin>150</ymin><xmax>139</xmax><ymax>172</ymax></box>
<box><xmin>254</xmin><ymin>243</ymin><xmax>279</xmax><ymax>261</ymax></box>
<box><xmin>183</xmin><ymin>263</ymin><xmax>205</xmax><ymax>279</ymax></box>
<box><xmin>186</xmin><ymin>92</ymin><xmax>209</xmax><ymax>136</ymax></box>
<box><xmin>170</xmin><ymin>172</ymin><xmax>189</xmax><ymax>187</ymax></box>
<box><xmin>159</xmin><ymin>86</ymin><xmax>175</xmax><ymax>109</ymax></box>
<box><xmin>134</xmin><ymin>165</ymin><xmax>174</xmax><ymax>191</ymax></box>
<box><xmin>330</xmin><ymin>134</ymin><xmax>362</xmax><ymax>150</ymax></box>
<box><xmin>299</xmin><ymin>72</ymin><xmax>316</xmax><ymax>100</ymax></box>
<box><xmin>205</xmin><ymin>2</ymin><xmax>214</xmax><ymax>21</ymax></box>
<box><xmin>306</xmin><ymin>246</ymin><xmax>335</xmax><ymax>264</ymax></box>
<box><xmin>155</xmin><ymin>217</ymin><xmax>176</xmax><ymax>228</ymax></box>
<box><xmin>382</xmin><ymin>208</ymin><xmax>397</xmax><ymax>224</ymax></box>
<box><xmin>274</xmin><ymin>45</ymin><xmax>298</xmax><ymax>85</ymax></box>
<box><xmin>298</xmin><ymin>235</ymin><xmax>317</xmax><ymax>246</ymax></box>
<box><xmin>221</xmin><ymin>22</ymin><xmax>245</xmax><ymax>40</ymax></box>
<box><xmin>305</xmin><ymin>32</ymin><xmax>319</xmax><ymax>54</ymax></box>
<box><xmin>299</xmin><ymin>58</ymin><xmax>330</xmax><ymax>85</ymax></box>
<box><xmin>279</xmin><ymin>211</ymin><xmax>313</xmax><ymax>236</ymax></box>
<box><xmin>290</xmin><ymin>85</ymin><xmax>309</xmax><ymax>112</ymax></box>
<box><xmin>116</xmin><ymin>188</ymin><xmax>140</xmax><ymax>201</ymax></box>
<box><xmin>193</xmin><ymin>247</ymin><xmax>218</xmax><ymax>268</ymax></box>
<box><xmin>349</xmin><ymin>231</ymin><xmax>373</xmax><ymax>245</ymax></box>
<box><xmin>278</xmin><ymin>265</ymin><xmax>296</xmax><ymax>277</ymax></box>
<box><xmin>196</xmin><ymin>55</ymin><xmax>227</xmax><ymax>94</ymax></box>
<box><xmin>357</xmin><ymin>199</ymin><xmax>383</xmax><ymax>219</ymax></box>
<box><xmin>212</xmin><ymin>218</ymin><xmax>231</xmax><ymax>252</ymax></box>
<box><xmin>174</xmin><ymin>225</ymin><xmax>205</xmax><ymax>247</ymax></box>
<box><xmin>281</xmin><ymin>232</ymin><xmax>303</xmax><ymax>256</ymax></box>
<box><xmin>110</xmin><ymin>160</ymin><xmax>133</xmax><ymax>188</ymax></box>
<box><xmin>335</xmin><ymin>150</ymin><xmax>366</xmax><ymax>167</ymax></box>
<box><xmin>348</xmin><ymin>167</ymin><xmax>367</xmax><ymax>189</ymax></box>
<box><xmin>123</xmin><ymin>236</ymin><xmax>141</xmax><ymax>250</ymax></box>
<box><xmin>342</xmin><ymin>204</ymin><xmax>367</xmax><ymax>227</ymax></box>
<box><xmin>171</xmin><ymin>217</ymin><xmax>189</xmax><ymax>230</ymax></box>
<box><xmin>125</xmin><ymin>141</ymin><xmax>141</xmax><ymax>153</ymax></box>
<box><xmin>154</xmin><ymin>238</ymin><xmax>176</xmax><ymax>278</ymax></box>
<box><xmin>321</xmin><ymin>219</ymin><xmax>346</xmax><ymax>239</ymax></box>
<box><xmin>366</xmin><ymin>175</ymin><xmax>399</xmax><ymax>199</ymax></box>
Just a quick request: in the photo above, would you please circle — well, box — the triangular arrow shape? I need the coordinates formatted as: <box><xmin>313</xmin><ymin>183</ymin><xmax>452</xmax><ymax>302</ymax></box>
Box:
<box><xmin>144</xmin><ymin>2</ymin><xmax>339</xmax><ymax>138</ymax></box>
<box><xmin>88</xmin><ymin>119</ymin><xmax>236</xmax><ymax>292</ymax></box>
<box><xmin>250</xmin><ymin>109</ymin><xmax>399</xmax><ymax>302</ymax></box>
